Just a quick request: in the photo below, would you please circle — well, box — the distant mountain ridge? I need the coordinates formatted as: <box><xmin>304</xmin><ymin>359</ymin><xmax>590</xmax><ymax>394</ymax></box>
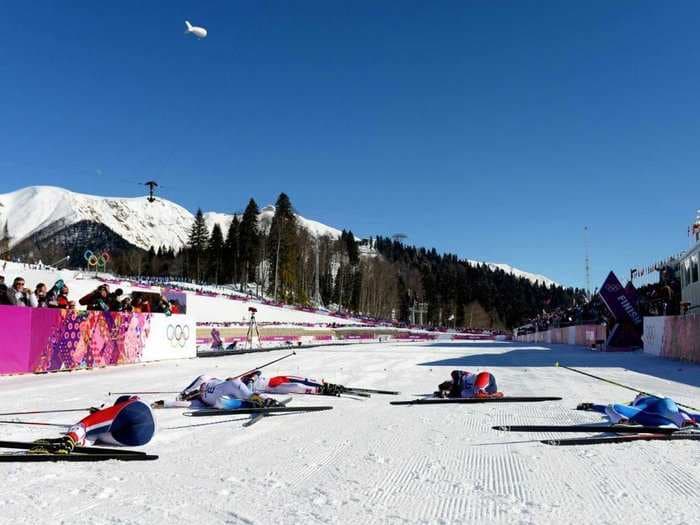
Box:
<box><xmin>0</xmin><ymin>185</ymin><xmax>558</xmax><ymax>286</ymax></box>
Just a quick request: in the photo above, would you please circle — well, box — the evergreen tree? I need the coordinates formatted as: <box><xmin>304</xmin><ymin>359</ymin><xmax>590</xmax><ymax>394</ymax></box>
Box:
<box><xmin>238</xmin><ymin>199</ymin><xmax>260</xmax><ymax>289</ymax></box>
<box><xmin>207</xmin><ymin>223</ymin><xmax>225</xmax><ymax>284</ymax></box>
<box><xmin>268</xmin><ymin>193</ymin><xmax>299</xmax><ymax>303</ymax></box>
<box><xmin>224</xmin><ymin>216</ymin><xmax>240</xmax><ymax>284</ymax></box>
<box><xmin>145</xmin><ymin>246</ymin><xmax>156</xmax><ymax>276</ymax></box>
<box><xmin>187</xmin><ymin>208</ymin><xmax>208</xmax><ymax>281</ymax></box>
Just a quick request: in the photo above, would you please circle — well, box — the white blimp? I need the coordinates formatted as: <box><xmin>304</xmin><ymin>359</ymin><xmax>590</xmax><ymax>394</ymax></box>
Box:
<box><xmin>184</xmin><ymin>20</ymin><xmax>207</xmax><ymax>39</ymax></box>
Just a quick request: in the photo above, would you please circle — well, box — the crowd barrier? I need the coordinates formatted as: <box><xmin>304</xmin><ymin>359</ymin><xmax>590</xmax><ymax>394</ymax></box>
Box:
<box><xmin>196</xmin><ymin>324</ymin><xmax>504</xmax><ymax>349</ymax></box>
<box><xmin>514</xmin><ymin>324</ymin><xmax>607</xmax><ymax>347</ymax></box>
<box><xmin>0</xmin><ymin>305</ymin><xmax>196</xmax><ymax>375</ymax></box>
<box><xmin>642</xmin><ymin>315</ymin><xmax>700</xmax><ymax>364</ymax></box>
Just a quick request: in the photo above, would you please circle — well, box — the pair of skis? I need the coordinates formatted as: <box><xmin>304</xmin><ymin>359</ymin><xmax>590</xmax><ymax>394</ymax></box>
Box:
<box><xmin>0</xmin><ymin>440</ymin><xmax>158</xmax><ymax>462</ymax></box>
<box><xmin>493</xmin><ymin>424</ymin><xmax>700</xmax><ymax>446</ymax></box>
<box><xmin>391</xmin><ymin>396</ymin><xmax>562</xmax><ymax>406</ymax></box>
<box><xmin>183</xmin><ymin>403</ymin><xmax>334</xmax><ymax>418</ymax></box>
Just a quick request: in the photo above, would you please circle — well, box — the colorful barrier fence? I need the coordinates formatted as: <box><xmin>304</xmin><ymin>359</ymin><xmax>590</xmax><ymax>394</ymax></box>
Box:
<box><xmin>642</xmin><ymin>315</ymin><xmax>700</xmax><ymax>364</ymax></box>
<box><xmin>0</xmin><ymin>305</ymin><xmax>196</xmax><ymax>375</ymax></box>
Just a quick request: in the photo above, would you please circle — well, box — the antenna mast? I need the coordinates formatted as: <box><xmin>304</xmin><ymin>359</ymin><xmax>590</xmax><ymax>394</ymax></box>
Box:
<box><xmin>584</xmin><ymin>226</ymin><xmax>591</xmax><ymax>298</ymax></box>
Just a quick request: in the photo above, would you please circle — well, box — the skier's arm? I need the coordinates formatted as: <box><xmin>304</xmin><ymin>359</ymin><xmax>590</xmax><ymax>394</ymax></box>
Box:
<box><xmin>576</xmin><ymin>403</ymin><xmax>607</xmax><ymax>414</ymax></box>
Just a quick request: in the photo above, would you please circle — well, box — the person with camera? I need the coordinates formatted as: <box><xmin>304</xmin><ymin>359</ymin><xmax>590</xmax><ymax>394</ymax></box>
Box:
<box><xmin>79</xmin><ymin>284</ymin><xmax>111</xmax><ymax>311</ymax></box>
<box><xmin>3</xmin><ymin>276</ymin><xmax>37</xmax><ymax>307</ymax></box>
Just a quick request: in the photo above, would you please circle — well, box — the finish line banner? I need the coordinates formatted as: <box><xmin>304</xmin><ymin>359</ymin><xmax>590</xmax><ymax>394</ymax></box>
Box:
<box><xmin>598</xmin><ymin>271</ymin><xmax>642</xmax><ymax>326</ymax></box>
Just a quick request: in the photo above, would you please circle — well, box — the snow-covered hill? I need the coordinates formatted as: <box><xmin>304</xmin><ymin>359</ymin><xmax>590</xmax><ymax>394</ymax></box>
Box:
<box><xmin>0</xmin><ymin>186</ymin><xmax>559</xmax><ymax>286</ymax></box>
<box><xmin>203</xmin><ymin>205</ymin><xmax>343</xmax><ymax>239</ymax></box>
<box><xmin>467</xmin><ymin>260</ymin><xmax>559</xmax><ymax>287</ymax></box>
<box><xmin>0</xmin><ymin>186</ymin><xmax>345</xmax><ymax>253</ymax></box>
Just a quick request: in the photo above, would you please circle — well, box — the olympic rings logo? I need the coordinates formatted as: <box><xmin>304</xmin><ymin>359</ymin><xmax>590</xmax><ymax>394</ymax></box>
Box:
<box><xmin>84</xmin><ymin>249</ymin><xmax>111</xmax><ymax>270</ymax></box>
<box><xmin>167</xmin><ymin>323</ymin><xmax>191</xmax><ymax>348</ymax></box>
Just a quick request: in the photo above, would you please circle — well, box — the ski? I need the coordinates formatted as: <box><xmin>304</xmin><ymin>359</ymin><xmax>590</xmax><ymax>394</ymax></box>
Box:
<box><xmin>344</xmin><ymin>387</ymin><xmax>400</xmax><ymax>395</ymax></box>
<box><xmin>0</xmin><ymin>452</ymin><xmax>158</xmax><ymax>462</ymax></box>
<box><xmin>0</xmin><ymin>439</ymin><xmax>148</xmax><ymax>456</ymax></box>
<box><xmin>339</xmin><ymin>390</ymin><xmax>371</xmax><ymax>398</ymax></box>
<box><xmin>493</xmin><ymin>424</ymin><xmax>681</xmax><ymax>434</ymax></box>
<box><xmin>184</xmin><ymin>405</ymin><xmax>333</xmax><ymax>417</ymax></box>
<box><xmin>391</xmin><ymin>396</ymin><xmax>562</xmax><ymax>406</ymax></box>
<box><xmin>542</xmin><ymin>433</ymin><xmax>700</xmax><ymax>446</ymax></box>
<box><xmin>243</xmin><ymin>398</ymin><xmax>292</xmax><ymax>428</ymax></box>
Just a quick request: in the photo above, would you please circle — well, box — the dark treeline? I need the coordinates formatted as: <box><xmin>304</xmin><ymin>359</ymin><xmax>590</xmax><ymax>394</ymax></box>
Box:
<box><xmin>104</xmin><ymin>193</ymin><xmax>585</xmax><ymax>328</ymax></box>
<box><xmin>373</xmin><ymin>237</ymin><xmax>586</xmax><ymax>328</ymax></box>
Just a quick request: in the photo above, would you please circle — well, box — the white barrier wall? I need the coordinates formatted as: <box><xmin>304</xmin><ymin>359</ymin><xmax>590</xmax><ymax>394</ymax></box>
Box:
<box><xmin>641</xmin><ymin>316</ymin><xmax>664</xmax><ymax>357</ymax></box>
<box><xmin>142</xmin><ymin>314</ymin><xmax>197</xmax><ymax>361</ymax></box>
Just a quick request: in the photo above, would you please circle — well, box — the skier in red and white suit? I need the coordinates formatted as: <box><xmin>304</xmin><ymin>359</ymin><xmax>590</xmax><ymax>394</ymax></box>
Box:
<box><xmin>437</xmin><ymin>370</ymin><xmax>502</xmax><ymax>398</ymax></box>
<box><xmin>242</xmin><ymin>371</ymin><xmax>345</xmax><ymax>396</ymax></box>
<box><xmin>32</xmin><ymin>396</ymin><xmax>156</xmax><ymax>453</ymax></box>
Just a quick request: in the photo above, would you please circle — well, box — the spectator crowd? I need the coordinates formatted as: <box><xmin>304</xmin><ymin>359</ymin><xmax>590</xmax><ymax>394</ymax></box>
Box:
<box><xmin>0</xmin><ymin>275</ymin><xmax>173</xmax><ymax>315</ymax></box>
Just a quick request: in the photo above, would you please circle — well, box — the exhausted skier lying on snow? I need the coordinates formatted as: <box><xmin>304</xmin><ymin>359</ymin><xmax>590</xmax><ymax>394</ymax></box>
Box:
<box><xmin>436</xmin><ymin>370</ymin><xmax>502</xmax><ymax>399</ymax></box>
<box><xmin>152</xmin><ymin>375</ymin><xmax>283</xmax><ymax>409</ymax></box>
<box><xmin>240</xmin><ymin>372</ymin><xmax>347</xmax><ymax>396</ymax></box>
<box><xmin>32</xmin><ymin>396</ymin><xmax>155</xmax><ymax>454</ymax></box>
<box><xmin>578</xmin><ymin>394</ymin><xmax>699</xmax><ymax>428</ymax></box>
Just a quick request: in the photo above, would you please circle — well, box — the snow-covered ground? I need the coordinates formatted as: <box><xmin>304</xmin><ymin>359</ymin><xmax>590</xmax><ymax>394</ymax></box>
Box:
<box><xmin>1</xmin><ymin>341</ymin><xmax>699</xmax><ymax>524</ymax></box>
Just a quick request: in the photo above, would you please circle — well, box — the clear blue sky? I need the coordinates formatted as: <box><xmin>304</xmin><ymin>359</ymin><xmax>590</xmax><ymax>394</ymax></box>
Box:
<box><xmin>1</xmin><ymin>1</ymin><xmax>698</xmax><ymax>289</ymax></box>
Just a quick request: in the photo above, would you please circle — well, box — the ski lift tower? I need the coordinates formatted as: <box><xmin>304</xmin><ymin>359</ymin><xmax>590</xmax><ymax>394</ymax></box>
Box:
<box><xmin>143</xmin><ymin>181</ymin><xmax>159</xmax><ymax>203</ymax></box>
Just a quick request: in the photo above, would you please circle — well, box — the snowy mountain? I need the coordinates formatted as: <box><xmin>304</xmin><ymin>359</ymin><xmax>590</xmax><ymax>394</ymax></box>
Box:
<box><xmin>467</xmin><ymin>260</ymin><xmax>558</xmax><ymax>287</ymax></box>
<box><xmin>0</xmin><ymin>185</ymin><xmax>559</xmax><ymax>286</ymax></box>
<box><xmin>0</xmin><ymin>186</ymin><xmax>194</xmax><ymax>252</ymax></box>
<box><xmin>0</xmin><ymin>186</ymin><xmax>345</xmax><ymax>254</ymax></box>
<box><xmin>203</xmin><ymin>206</ymin><xmax>344</xmax><ymax>239</ymax></box>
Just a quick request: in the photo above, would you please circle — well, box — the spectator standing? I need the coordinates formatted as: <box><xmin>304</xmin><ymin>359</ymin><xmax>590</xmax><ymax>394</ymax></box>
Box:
<box><xmin>34</xmin><ymin>283</ymin><xmax>48</xmax><ymax>307</ymax></box>
<box><xmin>46</xmin><ymin>280</ymin><xmax>74</xmax><ymax>309</ymax></box>
<box><xmin>79</xmin><ymin>284</ymin><xmax>110</xmax><ymax>311</ymax></box>
<box><xmin>0</xmin><ymin>275</ymin><xmax>8</xmax><ymax>305</ymax></box>
<box><xmin>5</xmin><ymin>277</ymin><xmax>37</xmax><ymax>307</ymax></box>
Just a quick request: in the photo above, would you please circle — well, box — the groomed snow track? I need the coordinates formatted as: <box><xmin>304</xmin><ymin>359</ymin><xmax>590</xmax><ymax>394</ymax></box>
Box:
<box><xmin>0</xmin><ymin>341</ymin><xmax>699</xmax><ymax>524</ymax></box>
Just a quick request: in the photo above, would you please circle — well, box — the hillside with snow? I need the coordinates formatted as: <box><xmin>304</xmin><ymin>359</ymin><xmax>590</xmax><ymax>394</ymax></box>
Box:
<box><xmin>0</xmin><ymin>185</ymin><xmax>559</xmax><ymax>286</ymax></box>
<box><xmin>467</xmin><ymin>260</ymin><xmax>559</xmax><ymax>287</ymax></box>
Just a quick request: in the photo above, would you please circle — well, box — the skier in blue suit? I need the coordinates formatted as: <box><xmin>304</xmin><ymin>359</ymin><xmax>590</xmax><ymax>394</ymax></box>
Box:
<box><xmin>578</xmin><ymin>394</ymin><xmax>700</xmax><ymax>428</ymax></box>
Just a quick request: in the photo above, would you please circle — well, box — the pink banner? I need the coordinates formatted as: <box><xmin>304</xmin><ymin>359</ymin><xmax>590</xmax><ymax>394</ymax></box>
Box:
<box><xmin>0</xmin><ymin>306</ymin><xmax>152</xmax><ymax>375</ymax></box>
<box><xmin>0</xmin><ymin>307</ymin><xmax>33</xmax><ymax>374</ymax></box>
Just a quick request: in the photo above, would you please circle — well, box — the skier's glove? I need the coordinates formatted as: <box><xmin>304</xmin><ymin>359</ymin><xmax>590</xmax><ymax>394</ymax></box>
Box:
<box><xmin>320</xmin><ymin>382</ymin><xmax>344</xmax><ymax>396</ymax></box>
<box><xmin>30</xmin><ymin>436</ymin><xmax>76</xmax><ymax>455</ymax></box>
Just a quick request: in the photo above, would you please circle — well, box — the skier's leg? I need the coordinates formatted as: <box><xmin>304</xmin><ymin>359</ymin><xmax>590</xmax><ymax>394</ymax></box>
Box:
<box><xmin>265</xmin><ymin>376</ymin><xmax>323</xmax><ymax>395</ymax></box>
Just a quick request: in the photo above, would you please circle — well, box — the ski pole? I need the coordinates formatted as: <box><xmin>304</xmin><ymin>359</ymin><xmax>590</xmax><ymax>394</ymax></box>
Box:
<box><xmin>0</xmin><ymin>420</ymin><xmax>69</xmax><ymax>428</ymax></box>
<box><xmin>0</xmin><ymin>408</ymin><xmax>94</xmax><ymax>416</ymax></box>
<box><xmin>228</xmin><ymin>351</ymin><xmax>297</xmax><ymax>380</ymax></box>
<box><xmin>555</xmin><ymin>363</ymin><xmax>700</xmax><ymax>412</ymax></box>
<box><xmin>110</xmin><ymin>352</ymin><xmax>297</xmax><ymax>396</ymax></box>
<box><xmin>109</xmin><ymin>391</ymin><xmax>179</xmax><ymax>396</ymax></box>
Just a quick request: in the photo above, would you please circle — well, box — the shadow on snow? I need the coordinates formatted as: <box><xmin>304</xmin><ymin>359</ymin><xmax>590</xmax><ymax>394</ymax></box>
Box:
<box><xmin>418</xmin><ymin>342</ymin><xmax>700</xmax><ymax>390</ymax></box>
